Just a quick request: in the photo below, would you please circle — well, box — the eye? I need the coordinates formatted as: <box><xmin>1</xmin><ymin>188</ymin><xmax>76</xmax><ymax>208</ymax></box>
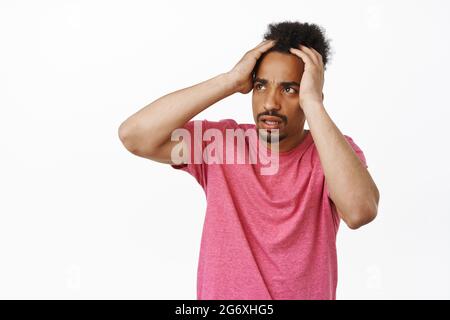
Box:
<box><xmin>284</xmin><ymin>87</ymin><xmax>297</xmax><ymax>94</ymax></box>
<box><xmin>254</xmin><ymin>83</ymin><xmax>264</xmax><ymax>90</ymax></box>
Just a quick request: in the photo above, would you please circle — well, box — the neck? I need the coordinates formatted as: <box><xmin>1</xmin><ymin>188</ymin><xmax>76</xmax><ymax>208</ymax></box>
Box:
<box><xmin>263</xmin><ymin>128</ymin><xmax>308</xmax><ymax>153</ymax></box>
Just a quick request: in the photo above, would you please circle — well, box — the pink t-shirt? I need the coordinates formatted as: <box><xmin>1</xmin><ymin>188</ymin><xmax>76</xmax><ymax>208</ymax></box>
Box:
<box><xmin>171</xmin><ymin>118</ymin><xmax>367</xmax><ymax>300</ymax></box>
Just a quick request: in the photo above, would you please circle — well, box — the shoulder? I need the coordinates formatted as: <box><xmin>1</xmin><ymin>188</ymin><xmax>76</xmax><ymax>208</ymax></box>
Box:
<box><xmin>309</xmin><ymin>133</ymin><xmax>367</xmax><ymax>168</ymax></box>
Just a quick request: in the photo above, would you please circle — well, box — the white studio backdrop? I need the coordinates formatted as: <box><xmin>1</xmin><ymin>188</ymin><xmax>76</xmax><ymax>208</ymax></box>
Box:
<box><xmin>0</xmin><ymin>0</ymin><xmax>449</xmax><ymax>299</ymax></box>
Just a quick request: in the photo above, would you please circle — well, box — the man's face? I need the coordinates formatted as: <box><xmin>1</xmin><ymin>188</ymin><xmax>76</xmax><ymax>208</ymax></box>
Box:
<box><xmin>252</xmin><ymin>51</ymin><xmax>306</xmax><ymax>148</ymax></box>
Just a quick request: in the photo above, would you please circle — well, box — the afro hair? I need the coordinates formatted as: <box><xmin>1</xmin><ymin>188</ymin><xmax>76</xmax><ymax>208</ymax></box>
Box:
<box><xmin>253</xmin><ymin>20</ymin><xmax>333</xmax><ymax>79</ymax></box>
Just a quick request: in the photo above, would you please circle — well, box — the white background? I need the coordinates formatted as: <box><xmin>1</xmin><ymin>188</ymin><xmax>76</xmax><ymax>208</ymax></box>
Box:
<box><xmin>1</xmin><ymin>0</ymin><xmax>449</xmax><ymax>299</ymax></box>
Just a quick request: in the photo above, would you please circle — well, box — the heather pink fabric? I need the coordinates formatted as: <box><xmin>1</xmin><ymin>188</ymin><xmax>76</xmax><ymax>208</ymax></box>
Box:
<box><xmin>171</xmin><ymin>119</ymin><xmax>367</xmax><ymax>300</ymax></box>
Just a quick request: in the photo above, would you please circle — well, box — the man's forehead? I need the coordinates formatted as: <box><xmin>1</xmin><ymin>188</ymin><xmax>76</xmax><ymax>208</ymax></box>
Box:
<box><xmin>257</xmin><ymin>51</ymin><xmax>303</xmax><ymax>79</ymax></box>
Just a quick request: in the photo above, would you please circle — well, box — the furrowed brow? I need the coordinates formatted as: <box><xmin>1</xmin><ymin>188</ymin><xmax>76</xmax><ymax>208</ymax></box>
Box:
<box><xmin>254</xmin><ymin>77</ymin><xmax>300</xmax><ymax>87</ymax></box>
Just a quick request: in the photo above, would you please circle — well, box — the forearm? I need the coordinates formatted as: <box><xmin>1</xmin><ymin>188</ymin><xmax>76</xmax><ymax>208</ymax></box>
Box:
<box><xmin>119</xmin><ymin>72</ymin><xmax>237</xmax><ymax>154</ymax></box>
<box><xmin>303</xmin><ymin>102</ymin><xmax>379</xmax><ymax>226</ymax></box>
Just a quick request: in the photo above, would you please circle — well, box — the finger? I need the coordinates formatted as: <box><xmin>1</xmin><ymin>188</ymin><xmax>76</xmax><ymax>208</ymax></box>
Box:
<box><xmin>289</xmin><ymin>47</ymin><xmax>314</xmax><ymax>67</ymax></box>
<box><xmin>248</xmin><ymin>40</ymin><xmax>274</xmax><ymax>56</ymax></box>
<box><xmin>309</xmin><ymin>47</ymin><xmax>324</xmax><ymax>66</ymax></box>
<box><xmin>252</xmin><ymin>40</ymin><xmax>276</xmax><ymax>57</ymax></box>
<box><xmin>298</xmin><ymin>45</ymin><xmax>320</xmax><ymax>66</ymax></box>
<box><xmin>256</xmin><ymin>39</ymin><xmax>276</xmax><ymax>49</ymax></box>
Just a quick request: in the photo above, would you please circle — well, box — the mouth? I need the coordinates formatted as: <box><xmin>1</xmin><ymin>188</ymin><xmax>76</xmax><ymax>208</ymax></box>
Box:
<box><xmin>259</xmin><ymin>116</ymin><xmax>284</xmax><ymax>130</ymax></box>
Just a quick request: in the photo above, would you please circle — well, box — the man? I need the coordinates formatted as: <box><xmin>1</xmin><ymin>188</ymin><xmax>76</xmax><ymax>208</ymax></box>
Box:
<box><xmin>118</xmin><ymin>21</ymin><xmax>380</xmax><ymax>300</ymax></box>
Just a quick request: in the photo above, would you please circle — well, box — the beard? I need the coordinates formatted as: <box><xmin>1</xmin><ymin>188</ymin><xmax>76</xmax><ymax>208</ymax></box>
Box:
<box><xmin>258</xmin><ymin>128</ymin><xmax>287</xmax><ymax>144</ymax></box>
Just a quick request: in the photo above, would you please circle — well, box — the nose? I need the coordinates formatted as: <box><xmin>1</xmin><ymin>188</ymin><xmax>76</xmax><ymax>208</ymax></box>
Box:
<box><xmin>263</xmin><ymin>88</ymin><xmax>281</xmax><ymax>112</ymax></box>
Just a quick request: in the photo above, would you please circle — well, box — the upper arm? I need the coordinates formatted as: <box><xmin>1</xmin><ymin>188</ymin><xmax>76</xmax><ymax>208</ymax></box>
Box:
<box><xmin>118</xmin><ymin>117</ymin><xmax>192</xmax><ymax>165</ymax></box>
<box><xmin>137</xmin><ymin>139</ymin><xmax>189</xmax><ymax>165</ymax></box>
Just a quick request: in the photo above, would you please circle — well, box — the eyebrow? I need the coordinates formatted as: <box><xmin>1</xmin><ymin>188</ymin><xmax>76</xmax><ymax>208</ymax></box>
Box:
<box><xmin>253</xmin><ymin>77</ymin><xmax>300</xmax><ymax>87</ymax></box>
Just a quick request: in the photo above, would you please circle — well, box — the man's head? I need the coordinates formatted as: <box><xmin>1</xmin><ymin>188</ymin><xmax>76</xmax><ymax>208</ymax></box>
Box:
<box><xmin>252</xmin><ymin>21</ymin><xmax>332</xmax><ymax>150</ymax></box>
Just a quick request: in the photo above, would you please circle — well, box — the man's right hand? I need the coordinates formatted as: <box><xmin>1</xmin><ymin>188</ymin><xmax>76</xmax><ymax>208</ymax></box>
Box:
<box><xmin>227</xmin><ymin>39</ymin><xmax>277</xmax><ymax>94</ymax></box>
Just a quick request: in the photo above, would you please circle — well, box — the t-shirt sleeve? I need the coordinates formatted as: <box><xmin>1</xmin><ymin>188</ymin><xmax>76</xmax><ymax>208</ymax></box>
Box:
<box><xmin>345</xmin><ymin>135</ymin><xmax>368</xmax><ymax>169</ymax></box>
<box><xmin>170</xmin><ymin>119</ymin><xmax>209</xmax><ymax>189</ymax></box>
<box><xmin>325</xmin><ymin>135</ymin><xmax>368</xmax><ymax>199</ymax></box>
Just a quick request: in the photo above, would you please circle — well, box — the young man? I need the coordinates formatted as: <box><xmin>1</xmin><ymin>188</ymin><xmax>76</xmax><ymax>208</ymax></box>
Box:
<box><xmin>118</xmin><ymin>21</ymin><xmax>380</xmax><ymax>300</ymax></box>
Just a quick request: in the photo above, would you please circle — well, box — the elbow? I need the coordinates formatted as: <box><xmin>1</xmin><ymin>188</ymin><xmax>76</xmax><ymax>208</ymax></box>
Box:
<box><xmin>346</xmin><ymin>192</ymin><xmax>380</xmax><ymax>230</ymax></box>
<box><xmin>118</xmin><ymin>121</ymin><xmax>140</xmax><ymax>155</ymax></box>
<box><xmin>346</xmin><ymin>210</ymin><xmax>377</xmax><ymax>230</ymax></box>
<box><xmin>118</xmin><ymin>120</ymin><xmax>160</xmax><ymax>157</ymax></box>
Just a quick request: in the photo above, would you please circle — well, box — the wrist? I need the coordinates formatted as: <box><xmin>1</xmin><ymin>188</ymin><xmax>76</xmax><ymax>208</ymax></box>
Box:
<box><xmin>301</xmin><ymin>100</ymin><xmax>324</xmax><ymax>114</ymax></box>
<box><xmin>223</xmin><ymin>71</ymin><xmax>244</xmax><ymax>94</ymax></box>
<box><xmin>213</xmin><ymin>72</ymin><xmax>238</xmax><ymax>96</ymax></box>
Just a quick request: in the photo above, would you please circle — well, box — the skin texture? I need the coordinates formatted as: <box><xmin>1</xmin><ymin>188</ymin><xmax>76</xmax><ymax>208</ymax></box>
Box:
<box><xmin>252</xmin><ymin>51</ymin><xmax>308</xmax><ymax>152</ymax></box>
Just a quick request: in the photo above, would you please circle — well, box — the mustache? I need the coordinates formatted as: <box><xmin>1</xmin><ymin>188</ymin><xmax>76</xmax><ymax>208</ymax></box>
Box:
<box><xmin>257</xmin><ymin>111</ymin><xmax>288</xmax><ymax>124</ymax></box>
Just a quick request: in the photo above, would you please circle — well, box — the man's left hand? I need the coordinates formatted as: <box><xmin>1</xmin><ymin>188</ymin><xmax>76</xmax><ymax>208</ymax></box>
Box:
<box><xmin>289</xmin><ymin>45</ymin><xmax>325</xmax><ymax>110</ymax></box>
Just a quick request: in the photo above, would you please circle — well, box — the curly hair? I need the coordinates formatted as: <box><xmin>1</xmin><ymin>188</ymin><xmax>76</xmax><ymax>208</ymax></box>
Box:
<box><xmin>253</xmin><ymin>20</ymin><xmax>333</xmax><ymax>79</ymax></box>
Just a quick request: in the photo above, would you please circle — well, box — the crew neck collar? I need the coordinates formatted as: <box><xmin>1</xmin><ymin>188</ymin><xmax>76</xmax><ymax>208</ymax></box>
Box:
<box><xmin>257</xmin><ymin>129</ymin><xmax>312</xmax><ymax>158</ymax></box>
